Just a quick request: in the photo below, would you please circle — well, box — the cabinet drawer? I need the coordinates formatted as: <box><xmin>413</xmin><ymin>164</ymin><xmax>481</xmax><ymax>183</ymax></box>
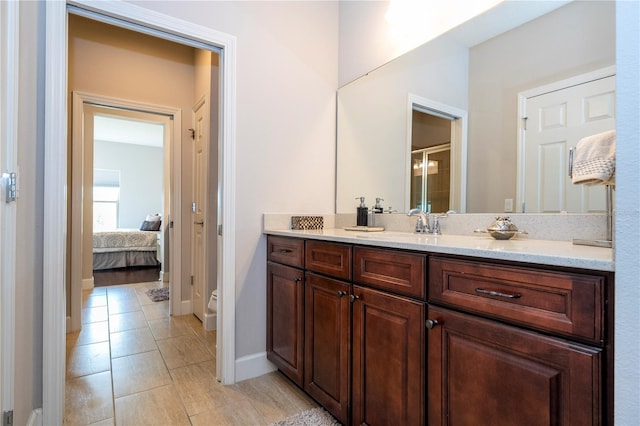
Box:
<box><xmin>267</xmin><ymin>236</ymin><xmax>304</xmax><ymax>268</ymax></box>
<box><xmin>305</xmin><ymin>240</ymin><xmax>352</xmax><ymax>280</ymax></box>
<box><xmin>354</xmin><ymin>247</ymin><xmax>426</xmax><ymax>299</ymax></box>
<box><xmin>429</xmin><ymin>257</ymin><xmax>604</xmax><ymax>343</ymax></box>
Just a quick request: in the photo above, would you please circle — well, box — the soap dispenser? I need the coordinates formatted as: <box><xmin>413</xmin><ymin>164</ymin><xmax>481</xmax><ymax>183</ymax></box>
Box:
<box><xmin>374</xmin><ymin>197</ymin><xmax>384</xmax><ymax>214</ymax></box>
<box><xmin>355</xmin><ymin>196</ymin><xmax>368</xmax><ymax>226</ymax></box>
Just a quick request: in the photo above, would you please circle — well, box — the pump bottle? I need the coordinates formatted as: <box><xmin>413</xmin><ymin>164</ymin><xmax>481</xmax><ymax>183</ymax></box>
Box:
<box><xmin>355</xmin><ymin>197</ymin><xmax>368</xmax><ymax>226</ymax></box>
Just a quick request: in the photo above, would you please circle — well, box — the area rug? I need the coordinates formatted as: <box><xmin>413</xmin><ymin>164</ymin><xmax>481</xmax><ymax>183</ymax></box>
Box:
<box><xmin>270</xmin><ymin>408</ymin><xmax>340</xmax><ymax>426</ymax></box>
<box><xmin>145</xmin><ymin>286</ymin><xmax>169</xmax><ymax>302</ymax></box>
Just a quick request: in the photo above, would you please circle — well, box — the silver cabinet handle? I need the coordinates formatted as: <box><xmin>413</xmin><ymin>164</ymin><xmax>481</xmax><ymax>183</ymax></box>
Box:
<box><xmin>337</xmin><ymin>290</ymin><xmax>347</xmax><ymax>297</ymax></box>
<box><xmin>349</xmin><ymin>294</ymin><xmax>360</xmax><ymax>303</ymax></box>
<box><xmin>475</xmin><ymin>288</ymin><xmax>521</xmax><ymax>299</ymax></box>
<box><xmin>426</xmin><ymin>319</ymin><xmax>439</xmax><ymax>329</ymax></box>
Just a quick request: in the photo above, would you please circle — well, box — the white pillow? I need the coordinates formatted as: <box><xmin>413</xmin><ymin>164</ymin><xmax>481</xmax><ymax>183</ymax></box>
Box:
<box><xmin>146</xmin><ymin>214</ymin><xmax>161</xmax><ymax>222</ymax></box>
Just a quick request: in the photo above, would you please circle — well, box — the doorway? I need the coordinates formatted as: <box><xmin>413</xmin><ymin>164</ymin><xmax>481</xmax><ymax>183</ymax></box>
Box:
<box><xmin>406</xmin><ymin>94</ymin><xmax>467</xmax><ymax>213</ymax></box>
<box><xmin>410</xmin><ymin>109</ymin><xmax>452</xmax><ymax>213</ymax></box>
<box><xmin>44</xmin><ymin>2</ymin><xmax>238</xmax><ymax>423</ymax></box>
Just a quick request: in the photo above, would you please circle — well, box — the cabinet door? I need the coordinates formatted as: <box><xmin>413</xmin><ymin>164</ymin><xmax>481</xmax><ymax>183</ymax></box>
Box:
<box><xmin>352</xmin><ymin>285</ymin><xmax>425</xmax><ymax>426</ymax></box>
<box><xmin>427</xmin><ymin>305</ymin><xmax>602</xmax><ymax>426</ymax></box>
<box><xmin>304</xmin><ymin>273</ymin><xmax>350</xmax><ymax>425</ymax></box>
<box><xmin>267</xmin><ymin>261</ymin><xmax>304</xmax><ymax>386</ymax></box>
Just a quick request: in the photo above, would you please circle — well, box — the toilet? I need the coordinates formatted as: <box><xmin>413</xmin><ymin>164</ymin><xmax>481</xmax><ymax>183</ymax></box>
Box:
<box><xmin>208</xmin><ymin>289</ymin><xmax>218</xmax><ymax>312</ymax></box>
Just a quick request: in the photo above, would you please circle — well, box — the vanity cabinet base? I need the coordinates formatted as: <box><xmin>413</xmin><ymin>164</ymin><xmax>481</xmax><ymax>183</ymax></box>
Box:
<box><xmin>427</xmin><ymin>305</ymin><xmax>602</xmax><ymax>426</ymax></box>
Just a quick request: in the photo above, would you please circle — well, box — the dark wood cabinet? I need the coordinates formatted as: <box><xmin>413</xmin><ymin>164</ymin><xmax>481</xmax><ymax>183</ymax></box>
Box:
<box><xmin>267</xmin><ymin>235</ymin><xmax>611</xmax><ymax>425</ymax></box>
<box><xmin>429</xmin><ymin>256</ymin><xmax>604</xmax><ymax>344</ymax></box>
<box><xmin>427</xmin><ymin>305</ymin><xmax>602</xmax><ymax>426</ymax></box>
<box><xmin>352</xmin><ymin>285</ymin><xmax>425</xmax><ymax>426</ymax></box>
<box><xmin>266</xmin><ymin>261</ymin><xmax>304</xmax><ymax>386</ymax></box>
<box><xmin>304</xmin><ymin>272</ymin><xmax>351</xmax><ymax>425</ymax></box>
<box><xmin>428</xmin><ymin>256</ymin><xmax>611</xmax><ymax>426</ymax></box>
<box><xmin>354</xmin><ymin>246</ymin><xmax>426</xmax><ymax>299</ymax></box>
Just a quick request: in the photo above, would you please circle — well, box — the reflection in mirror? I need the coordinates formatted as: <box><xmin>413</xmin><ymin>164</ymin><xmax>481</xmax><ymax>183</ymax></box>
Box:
<box><xmin>409</xmin><ymin>109</ymin><xmax>453</xmax><ymax>213</ymax></box>
<box><xmin>336</xmin><ymin>1</ymin><xmax>615</xmax><ymax>214</ymax></box>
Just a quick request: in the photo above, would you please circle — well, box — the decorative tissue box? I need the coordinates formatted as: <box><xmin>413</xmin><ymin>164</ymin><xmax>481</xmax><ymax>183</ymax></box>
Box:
<box><xmin>291</xmin><ymin>216</ymin><xmax>324</xmax><ymax>230</ymax></box>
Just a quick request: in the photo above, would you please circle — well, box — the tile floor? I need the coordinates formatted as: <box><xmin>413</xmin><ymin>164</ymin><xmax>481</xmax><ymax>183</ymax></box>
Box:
<box><xmin>64</xmin><ymin>281</ymin><xmax>318</xmax><ymax>425</ymax></box>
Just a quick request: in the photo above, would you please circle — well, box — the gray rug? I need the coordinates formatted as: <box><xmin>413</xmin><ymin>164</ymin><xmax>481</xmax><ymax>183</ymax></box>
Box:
<box><xmin>145</xmin><ymin>286</ymin><xmax>169</xmax><ymax>302</ymax></box>
<box><xmin>270</xmin><ymin>408</ymin><xmax>340</xmax><ymax>426</ymax></box>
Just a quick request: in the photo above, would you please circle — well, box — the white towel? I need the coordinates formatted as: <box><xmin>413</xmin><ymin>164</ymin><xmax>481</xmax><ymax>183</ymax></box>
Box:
<box><xmin>571</xmin><ymin>129</ymin><xmax>616</xmax><ymax>186</ymax></box>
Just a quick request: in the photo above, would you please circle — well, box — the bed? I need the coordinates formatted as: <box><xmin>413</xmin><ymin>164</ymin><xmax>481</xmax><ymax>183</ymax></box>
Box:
<box><xmin>93</xmin><ymin>230</ymin><xmax>160</xmax><ymax>270</ymax></box>
<box><xmin>93</xmin><ymin>231</ymin><xmax>160</xmax><ymax>271</ymax></box>
<box><xmin>93</xmin><ymin>214</ymin><xmax>162</xmax><ymax>271</ymax></box>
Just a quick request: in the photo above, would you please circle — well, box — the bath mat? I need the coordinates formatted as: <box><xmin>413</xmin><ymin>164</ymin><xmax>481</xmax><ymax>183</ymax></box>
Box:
<box><xmin>270</xmin><ymin>407</ymin><xmax>340</xmax><ymax>426</ymax></box>
<box><xmin>145</xmin><ymin>287</ymin><xmax>169</xmax><ymax>302</ymax></box>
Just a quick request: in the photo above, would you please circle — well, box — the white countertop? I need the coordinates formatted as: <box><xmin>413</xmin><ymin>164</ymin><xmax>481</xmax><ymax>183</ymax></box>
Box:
<box><xmin>264</xmin><ymin>228</ymin><xmax>614</xmax><ymax>272</ymax></box>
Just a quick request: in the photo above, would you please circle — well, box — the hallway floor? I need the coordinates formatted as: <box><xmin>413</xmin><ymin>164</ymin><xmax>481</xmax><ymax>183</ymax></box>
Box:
<box><xmin>64</xmin><ymin>281</ymin><xmax>317</xmax><ymax>425</ymax></box>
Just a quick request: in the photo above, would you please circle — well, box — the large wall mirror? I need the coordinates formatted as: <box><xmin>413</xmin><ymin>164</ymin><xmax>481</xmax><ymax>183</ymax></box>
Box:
<box><xmin>336</xmin><ymin>0</ymin><xmax>615</xmax><ymax>214</ymax></box>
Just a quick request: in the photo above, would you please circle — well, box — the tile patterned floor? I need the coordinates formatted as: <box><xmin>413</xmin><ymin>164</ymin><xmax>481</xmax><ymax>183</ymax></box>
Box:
<box><xmin>64</xmin><ymin>281</ymin><xmax>317</xmax><ymax>425</ymax></box>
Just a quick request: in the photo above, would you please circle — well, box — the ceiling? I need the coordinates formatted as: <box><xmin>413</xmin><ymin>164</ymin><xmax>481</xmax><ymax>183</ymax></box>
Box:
<box><xmin>94</xmin><ymin>115</ymin><xmax>164</xmax><ymax>148</ymax></box>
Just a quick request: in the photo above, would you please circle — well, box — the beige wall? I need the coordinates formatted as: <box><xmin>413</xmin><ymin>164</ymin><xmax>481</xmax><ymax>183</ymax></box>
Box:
<box><xmin>68</xmin><ymin>14</ymin><xmax>198</xmax><ymax>302</ymax></box>
<box><xmin>129</xmin><ymin>1</ymin><xmax>339</xmax><ymax>359</ymax></box>
<box><xmin>466</xmin><ymin>1</ymin><xmax>616</xmax><ymax>212</ymax></box>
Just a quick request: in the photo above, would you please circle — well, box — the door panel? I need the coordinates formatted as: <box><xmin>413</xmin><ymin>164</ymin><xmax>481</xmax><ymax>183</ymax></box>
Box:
<box><xmin>352</xmin><ymin>285</ymin><xmax>424</xmax><ymax>426</ymax></box>
<box><xmin>304</xmin><ymin>273</ymin><xmax>350</xmax><ymax>424</ymax></box>
<box><xmin>523</xmin><ymin>75</ymin><xmax>615</xmax><ymax>213</ymax></box>
<box><xmin>192</xmin><ymin>97</ymin><xmax>209</xmax><ymax>321</ymax></box>
<box><xmin>427</xmin><ymin>305</ymin><xmax>602</xmax><ymax>426</ymax></box>
<box><xmin>267</xmin><ymin>262</ymin><xmax>304</xmax><ymax>386</ymax></box>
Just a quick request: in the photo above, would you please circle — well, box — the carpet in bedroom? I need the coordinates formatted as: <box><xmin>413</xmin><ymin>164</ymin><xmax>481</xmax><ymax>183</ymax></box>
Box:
<box><xmin>93</xmin><ymin>265</ymin><xmax>160</xmax><ymax>286</ymax></box>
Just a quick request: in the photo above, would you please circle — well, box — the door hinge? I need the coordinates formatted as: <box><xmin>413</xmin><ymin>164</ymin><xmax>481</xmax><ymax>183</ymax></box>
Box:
<box><xmin>192</xmin><ymin>202</ymin><xmax>197</xmax><ymax>213</ymax></box>
<box><xmin>190</xmin><ymin>275</ymin><xmax>194</xmax><ymax>286</ymax></box>
<box><xmin>522</xmin><ymin>116</ymin><xmax>528</xmax><ymax>131</ymax></box>
<box><xmin>3</xmin><ymin>172</ymin><xmax>17</xmax><ymax>203</ymax></box>
<box><xmin>217</xmin><ymin>224</ymin><xmax>222</xmax><ymax>236</ymax></box>
<box><xmin>3</xmin><ymin>410</ymin><xmax>13</xmax><ymax>426</ymax></box>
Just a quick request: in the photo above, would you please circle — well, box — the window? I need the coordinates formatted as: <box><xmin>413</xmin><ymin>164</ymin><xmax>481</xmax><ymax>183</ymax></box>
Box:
<box><xmin>94</xmin><ymin>169</ymin><xmax>120</xmax><ymax>231</ymax></box>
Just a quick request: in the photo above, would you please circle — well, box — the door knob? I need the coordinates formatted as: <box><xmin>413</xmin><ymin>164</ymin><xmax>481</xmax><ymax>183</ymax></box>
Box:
<box><xmin>426</xmin><ymin>319</ymin><xmax>439</xmax><ymax>329</ymax></box>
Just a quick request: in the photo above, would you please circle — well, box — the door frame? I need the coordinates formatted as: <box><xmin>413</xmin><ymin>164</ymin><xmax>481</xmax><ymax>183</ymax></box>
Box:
<box><xmin>44</xmin><ymin>1</ymin><xmax>237</xmax><ymax>424</ymax></box>
<box><xmin>406</xmin><ymin>93</ymin><xmax>468</xmax><ymax>213</ymax></box>
<box><xmin>0</xmin><ymin>0</ymin><xmax>18</xmax><ymax>418</ymax></box>
<box><xmin>70</xmin><ymin>92</ymin><xmax>182</xmax><ymax>332</ymax></box>
<box><xmin>516</xmin><ymin>65</ymin><xmax>616</xmax><ymax>212</ymax></box>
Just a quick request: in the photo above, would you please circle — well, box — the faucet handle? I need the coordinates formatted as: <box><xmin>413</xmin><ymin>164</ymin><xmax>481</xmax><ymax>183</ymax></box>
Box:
<box><xmin>432</xmin><ymin>216</ymin><xmax>441</xmax><ymax>235</ymax></box>
<box><xmin>431</xmin><ymin>212</ymin><xmax>451</xmax><ymax>235</ymax></box>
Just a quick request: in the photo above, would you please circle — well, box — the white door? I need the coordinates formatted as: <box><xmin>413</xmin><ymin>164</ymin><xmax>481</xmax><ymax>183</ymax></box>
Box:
<box><xmin>0</xmin><ymin>0</ymin><xmax>17</xmax><ymax>418</ymax></box>
<box><xmin>521</xmin><ymin>74</ymin><xmax>615</xmax><ymax>213</ymax></box>
<box><xmin>192</xmin><ymin>96</ymin><xmax>209</xmax><ymax>322</ymax></box>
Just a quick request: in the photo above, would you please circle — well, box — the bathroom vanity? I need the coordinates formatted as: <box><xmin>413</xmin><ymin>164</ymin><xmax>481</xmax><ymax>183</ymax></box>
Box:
<box><xmin>265</xmin><ymin>229</ymin><xmax>613</xmax><ymax>425</ymax></box>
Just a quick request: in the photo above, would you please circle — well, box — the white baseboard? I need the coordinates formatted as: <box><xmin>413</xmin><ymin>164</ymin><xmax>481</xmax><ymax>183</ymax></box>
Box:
<box><xmin>82</xmin><ymin>277</ymin><xmax>94</xmax><ymax>290</ymax></box>
<box><xmin>235</xmin><ymin>352</ymin><xmax>277</xmax><ymax>383</ymax></box>
<box><xmin>181</xmin><ymin>299</ymin><xmax>192</xmax><ymax>315</ymax></box>
<box><xmin>203</xmin><ymin>312</ymin><xmax>216</xmax><ymax>331</ymax></box>
<box><xmin>26</xmin><ymin>408</ymin><xmax>43</xmax><ymax>426</ymax></box>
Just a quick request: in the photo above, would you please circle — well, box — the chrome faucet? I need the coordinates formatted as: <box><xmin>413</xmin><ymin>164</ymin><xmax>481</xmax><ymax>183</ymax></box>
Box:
<box><xmin>408</xmin><ymin>208</ymin><xmax>431</xmax><ymax>233</ymax></box>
